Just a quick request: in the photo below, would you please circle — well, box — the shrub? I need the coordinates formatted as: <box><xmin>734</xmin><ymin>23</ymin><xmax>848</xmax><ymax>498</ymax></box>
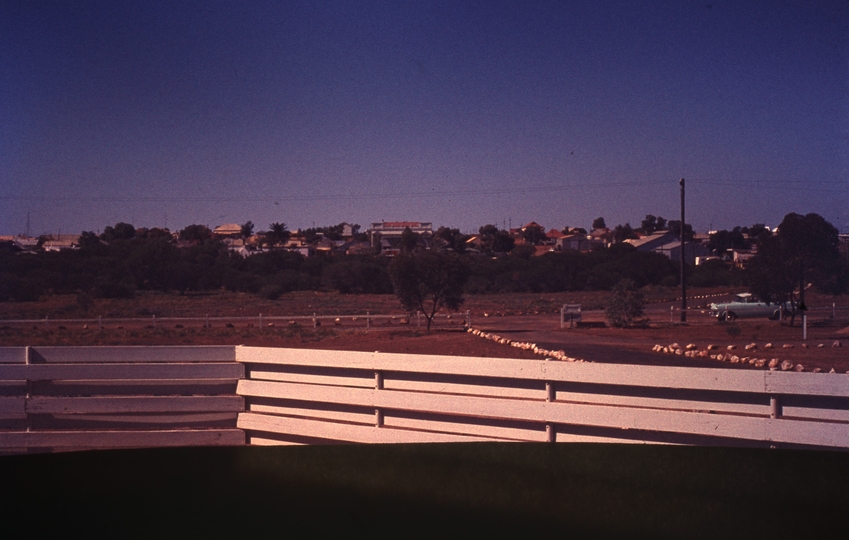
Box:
<box><xmin>606</xmin><ymin>279</ymin><xmax>646</xmax><ymax>328</ymax></box>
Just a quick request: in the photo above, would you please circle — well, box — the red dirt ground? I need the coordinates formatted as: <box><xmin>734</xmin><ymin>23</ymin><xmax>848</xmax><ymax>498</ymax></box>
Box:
<box><xmin>1</xmin><ymin>290</ymin><xmax>846</xmax><ymax>372</ymax></box>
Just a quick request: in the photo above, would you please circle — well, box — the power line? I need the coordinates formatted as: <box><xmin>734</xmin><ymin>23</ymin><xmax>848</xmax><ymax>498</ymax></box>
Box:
<box><xmin>0</xmin><ymin>178</ymin><xmax>844</xmax><ymax>204</ymax></box>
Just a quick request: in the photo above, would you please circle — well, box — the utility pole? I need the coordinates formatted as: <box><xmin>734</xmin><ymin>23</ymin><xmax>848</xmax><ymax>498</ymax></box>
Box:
<box><xmin>680</xmin><ymin>178</ymin><xmax>687</xmax><ymax>322</ymax></box>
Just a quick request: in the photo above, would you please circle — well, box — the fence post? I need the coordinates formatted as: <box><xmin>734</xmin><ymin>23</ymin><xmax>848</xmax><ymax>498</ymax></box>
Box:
<box><xmin>313</xmin><ymin>312</ymin><xmax>317</xmax><ymax>328</ymax></box>
<box><xmin>259</xmin><ymin>313</ymin><xmax>262</xmax><ymax>327</ymax></box>
<box><xmin>152</xmin><ymin>314</ymin><xmax>156</xmax><ymax>328</ymax></box>
<box><xmin>770</xmin><ymin>396</ymin><xmax>781</xmax><ymax>419</ymax></box>
<box><xmin>205</xmin><ymin>314</ymin><xmax>210</xmax><ymax>328</ymax></box>
<box><xmin>417</xmin><ymin>312</ymin><xmax>421</xmax><ymax>329</ymax></box>
<box><xmin>99</xmin><ymin>315</ymin><xmax>102</xmax><ymax>330</ymax></box>
<box><xmin>560</xmin><ymin>307</ymin><xmax>564</xmax><ymax>329</ymax></box>
<box><xmin>545</xmin><ymin>382</ymin><xmax>554</xmax><ymax>402</ymax></box>
<box><xmin>466</xmin><ymin>310</ymin><xmax>470</xmax><ymax>328</ymax></box>
<box><xmin>367</xmin><ymin>311</ymin><xmax>370</xmax><ymax>331</ymax></box>
<box><xmin>833</xmin><ymin>303</ymin><xmax>836</xmax><ymax>319</ymax></box>
<box><xmin>546</xmin><ymin>424</ymin><xmax>555</xmax><ymax>443</ymax></box>
<box><xmin>803</xmin><ymin>312</ymin><xmax>807</xmax><ymax>341</ymax></box>
<box><xmin>375</xmin><ymin>370</ymin><xmax>384</xmax><ymax>427</ymax></box>
<box><xmin>670</xmin><ymin>306</ymin><xmax>674</xmax><ymax>323</ymax></box>
<box><xmin>25</xmin><ymin>346</ymin><xmax>31</xmax><ymax>433</ymax></box>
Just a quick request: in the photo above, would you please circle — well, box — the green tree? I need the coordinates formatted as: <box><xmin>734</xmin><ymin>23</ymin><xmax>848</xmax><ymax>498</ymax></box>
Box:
<box><xmin>605</xmin><ymin>279</ymin><xmax>646</xmax><ymax>328</ymax></box>
<box><xmin>592</xmin><ymin>217</ymin><xmax>606</xmax><ymax>230</ymax></box>
<box><xmin>399</xmin><ymin>226</ymin><xmax>420</xmax><ymax>253</ymax></box>
<box><xmin>179</xmin><ymin>224</ymin><xmax>212</xmax><ymax>244</ymax></box>
<box><xmin>747</xmin><ymin>213</ymin><xmax>846</xmax><ymax>325</ymax></box>
<box><xmin>478</xmin><ymin>225</ymin><xmax>515</xmax><ymax>254</ymax></box>
<box><xmin>638</xmin><ymin>214</ymin><xmax>668</xmax><ymax>235</ymax></box>
<box><xmin>241</xmin><ymin>221</ymin><xmax>254</xmax><ymax>239</ymax></box>
<box><xmin>267</xmin><ymin>222</ymin><xmax>290</xmax><ymax>247</ymax></box>
<box><xmin>101</xmin><ymin>222</ymin><xmax>136</xmax><ymax>242</ymax></box>
<box><xmin>612</xmin><ymin>223</ymin><xmax>638</xmax><ymax>243</ymax></box>
<box><xmin>388</xmin><ymin>250</ymin><xmax>469</xmax><ymax>332</ymax></box>
<box><xmin>434</xmin><ymin>226</ymin><xmax>468</xmax><ymax>253</ymax></box>
<box><xmin>78</xmin><ymin>231</ymin><xmax>102</xmax><ymax>250</ymax></box>
<box><xmin>708</xmin><ymin>227</ymin><xmax>749</xmax><ymax>256</ymax></box>
<box><xmin>667</xmin><ymin>220</ymin><xmax>694</xmax><ymax>242</ymax></box>
<box><xmin>522</xmin><ymin>224</ymin><xmax>546</xmax><ymax>245</ymax></box>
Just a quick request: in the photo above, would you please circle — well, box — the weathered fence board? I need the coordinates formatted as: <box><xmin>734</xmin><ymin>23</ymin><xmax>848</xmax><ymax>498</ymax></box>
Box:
<box><xmin>0</xmin><ymin>396</ymin><xmax>25</xmax><ymax>415</ymax></box>
<box><xmin>26</xmin><ymin>396</ymin><xmax>244</xmax><ymax>414</ymax></box>
<box><xmin>32</xmin><ymin>346</ymin><xmax>236</xmax><ymax>364</ymax></box>
<box><xmin>0</xmin><ymin>347</ymin><xmax>26</xmax><ymax>364</ymax></box>
<box><xmin>237</xmin><ymin>411</ymin><xmax>502</xmax><ymax>444</ymax></box>
<box><xmin>0</xmin><ymin>363</ymin><xmax>244</xmax><ymax>381</ymax></box>
<box><xmin>0</xmin><ymin>429</ymin><xmax>245</xmax><ymax>448</ymax></box>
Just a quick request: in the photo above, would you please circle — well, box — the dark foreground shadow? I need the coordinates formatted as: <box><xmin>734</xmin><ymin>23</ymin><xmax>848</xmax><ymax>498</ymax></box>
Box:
<box><xmin>1</xmin><ymin>443</ymin><xmax>847</xmax><ymax>539</ymax></box>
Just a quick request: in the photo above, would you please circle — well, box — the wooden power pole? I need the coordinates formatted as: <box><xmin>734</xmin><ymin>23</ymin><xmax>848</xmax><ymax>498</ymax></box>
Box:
<box><xmin>680</xmin><ymin>178</ymin><xmax>687</xmax><ymax>322</ymax></box>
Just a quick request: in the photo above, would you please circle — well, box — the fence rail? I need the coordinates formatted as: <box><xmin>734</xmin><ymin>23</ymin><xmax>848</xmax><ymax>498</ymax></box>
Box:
<box><xmin>0</xmin><ymin>311</ymin><xmax>472</xmax><ymax>331</ymax></box>
<box><xmin>1</xmin><ymin>345</ymin><xmax>848</xmax><ymax>453</ymax></box>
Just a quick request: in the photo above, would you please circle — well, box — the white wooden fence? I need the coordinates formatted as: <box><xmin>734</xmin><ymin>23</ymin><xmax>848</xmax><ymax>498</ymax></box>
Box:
<box><xmin>0</xmin><ymin>346</ymin><xmax>245</xmax><ymax>453</ymax></box>
<box><xmin>2</xmin><ymin>346</ymin><xmax>848</xmax><ymax>452</ymax></box>
<box><xmin>236</xmin><ymin>347</ymin><xmax>849</xmax><ymax>449</ymax></box>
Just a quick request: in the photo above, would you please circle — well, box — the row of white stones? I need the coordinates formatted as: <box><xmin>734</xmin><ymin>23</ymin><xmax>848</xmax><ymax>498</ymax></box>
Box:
<box><xmin>651</xmin><ymin>341</ymin><xmax>844</xmax><ymax>373</ymax></box>
<box><xmin>466</xmin><ymin>327</ymin><xmax>587</xmax><ymax>362</ymax></box>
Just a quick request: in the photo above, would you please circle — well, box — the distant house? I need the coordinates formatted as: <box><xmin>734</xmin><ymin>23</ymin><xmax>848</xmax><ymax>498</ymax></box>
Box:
<box><xmin>212</xmin><ymin>224</ymin><xmax>243</xmax><ymax>238</ymax></box>
<box><xmin>589</xmin><ymin>228</ymin><xmax>612</xmax><ymax>244</ymax></box>
<box><xmin>344</xmin><ymin>241</ymin><xmax>374</xmax><ymax>255</ymax></box>
<box><xmin>40</xmin><ymin>234</ymin><xmax>80</xmax><ymax>252</ymax></box>
<box><xmin>369</xmin><ymin>221</ymin><xmax>433</xmax><ymax>255</ymax></box>
<box><xmin>339</xmin><ymin>223</ymin><xmax>357</xmax><ymax>238</ymax></box>
<box><xmin>555</xmin><ymin>233</ymin><xmax>601</xmax><ymax>252</ymax></box>
<box><xmin>626</xmin><ymin>231</ymin><xmax>708</xmax><ymax>265</ymax></box>
<box><xmin>730</xmin><ymin>249</ymin><xmax>755</xmax><ymax>269</ymax></box>
<box><xmin>545</xmin><ymin>228</ymin><xmax>564</xmax><ymax>246</ymax></box>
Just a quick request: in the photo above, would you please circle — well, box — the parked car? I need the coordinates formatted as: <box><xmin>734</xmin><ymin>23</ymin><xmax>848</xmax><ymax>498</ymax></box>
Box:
<box><xmin>709</xmin><ymin>293</ymin><xmax>789</xmax><ymax>321</ymax></box>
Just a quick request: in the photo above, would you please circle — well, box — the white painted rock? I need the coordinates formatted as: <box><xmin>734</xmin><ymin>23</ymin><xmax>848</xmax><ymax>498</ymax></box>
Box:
<box><xmin>781</xmin><ymin>360</ymin><xmax>794</xmax><ymax>371</ymax></box>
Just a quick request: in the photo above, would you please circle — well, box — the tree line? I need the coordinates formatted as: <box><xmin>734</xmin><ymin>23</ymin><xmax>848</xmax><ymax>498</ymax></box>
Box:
<box><xmin>1</xmin><ymin>214</ymin><xmax>845</xmax><ymax>311</ymax></box>
<box><xmin>1</xmin><ymin>224</ymin><xmax>682</xmax><ymax>303</ymax></box>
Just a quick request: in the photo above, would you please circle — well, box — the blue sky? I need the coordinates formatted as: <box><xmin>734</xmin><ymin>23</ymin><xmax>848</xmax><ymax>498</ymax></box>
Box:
<box><xmin>2</xmin><ymin>0</ymin><xmax>847</xmax><ymax>236</ymax></box>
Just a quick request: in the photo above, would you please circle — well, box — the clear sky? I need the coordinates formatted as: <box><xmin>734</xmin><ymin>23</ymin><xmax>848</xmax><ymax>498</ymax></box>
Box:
<box><xmin>2</xmin><ymin>0</ymin><xmax>847</xmax><ymax>237</ymax></box>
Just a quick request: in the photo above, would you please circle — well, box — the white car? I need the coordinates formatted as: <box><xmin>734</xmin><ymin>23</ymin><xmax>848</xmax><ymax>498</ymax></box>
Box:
<box><xmin>709</xmin><ymin>293</ymin><xmax>788</xmax><ymax>321</ymax></box>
